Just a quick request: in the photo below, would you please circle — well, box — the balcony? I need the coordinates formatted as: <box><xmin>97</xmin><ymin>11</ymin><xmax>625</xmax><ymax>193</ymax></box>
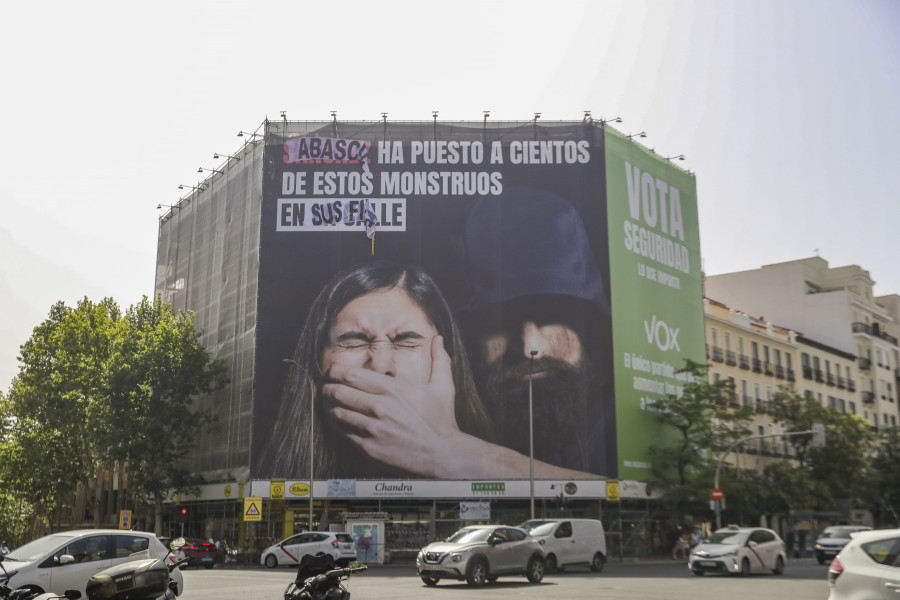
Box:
<box><xmin>837</xmin><ymin>376</ymin><xmax>846</xmax><ymax>389</ymax></box>
<box><xmin>858</xmin><ymin>357</ymin><xmax>872</xmax><ymax>370</ymax></box>
<box><xmin>852</xmin><ymin>321</ymin><xmax>872</xmax><ymax>335</ymax></box>
<box><xmin>739</xmin><ymin>355</ymin><xmax>750</xmax><ymax>370</ymax></box>
<box><xmin>764</xmin><ymin>362</ymin><xmax>775</xmax><ymax>376</ymax></box>
<box><xmin>755</xmin><ymin>398</ymin><xmax>767</xmax><ymax>413</ymax></box>
<box><xmin>848</xmin><ymin>379</ymin><xmax>856</xmax><ymax>392</ymax></box>
<box><xmin>802</xmin><ymin>366</ymin><xmax>813</xmax><ymax>380</ymax></box>
<box><xmin>741</xmin><ymin>394</ymin><xmax>752</xmax><ymax>408</ymax></box>
<box><xmin>862</xmin><ymin>391</ymin><xmax>875</xmax><ymax>404</ymax></box>
<box><xmin>711</xmin><ymin>346</ymin><xmax>724</xmax><ymax>363</ymax></box>
<box><xmin>752</xmin><ymin>358</ymin><xmax>762</xmax><ymax>373</ymax></box>
<box><xmin>725</xmin><ymin>350</ymin><xmax>737</xmax><ymax>366</ymax></box>
<box><xmin>787</xmin><ymin>368</ymin><xmax>795</xmax><ymax>382</ymax></box>
<box><xmin>814</xmin><ymin>369</ymin><xmax>824</xmax><ymax>383</ymax></box>
<box><xmin>775</xmin><ymin>365</ymin><xmax>785</xmax><ymax>380</ymax></box>
<box><xmin>826</xmin><ymin>373</ymin><xmax>835</xmax><ymax>386</ymax></box>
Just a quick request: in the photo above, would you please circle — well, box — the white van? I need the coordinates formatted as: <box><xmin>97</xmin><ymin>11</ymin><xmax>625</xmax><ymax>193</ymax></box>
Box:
<box><xmin>519</xmin><ymin>519</ymin><xmax>606</xmax><ymax>573</ymax></box>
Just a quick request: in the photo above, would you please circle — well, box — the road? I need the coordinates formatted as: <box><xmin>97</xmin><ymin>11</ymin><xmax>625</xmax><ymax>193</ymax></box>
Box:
<box><xmin>178</xmin><ymin>559</ymin><xmax>830</xmax><ymax>600</ymax></box>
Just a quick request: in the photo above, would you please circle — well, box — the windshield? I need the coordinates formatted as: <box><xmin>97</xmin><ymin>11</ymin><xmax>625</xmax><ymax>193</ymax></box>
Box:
<box><xmin>446</xmin><ymin>528</ymin><xmax>493</xmax><ymax>544</ymax></box>
<box><xmin>6</xmin><ymin>534</ymin><xmax>73</xmax><ymax>562</ymax></box>
<box><xmin>821</xmin><ymin>527</ymin><xmax>865</xmax><ymax>539</ymax></box>
<box><xmin>705</xmin><ymin>531</ymin><xmax>748</xmax><ymax>546</ymax></box>
<box><xmin>521</xmin><ymin>522</ymin><xmax>556</xmax><ymax>536</ymax></box>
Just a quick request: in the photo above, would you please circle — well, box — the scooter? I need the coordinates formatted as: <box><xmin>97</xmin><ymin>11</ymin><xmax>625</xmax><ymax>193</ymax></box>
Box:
<box><xmin>0</xmin><ymin>556</ymin><xmax>38</xmax><ymax>600</ymax></box>
<box><xmin>283</xmin><ymin>554</ymin><xmax>367</xmax><ymax>600</ymax></box>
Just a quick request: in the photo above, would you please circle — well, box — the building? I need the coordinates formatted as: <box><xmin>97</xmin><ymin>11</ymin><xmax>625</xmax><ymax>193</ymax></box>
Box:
<box><xmin>153</xmin><ymin>118</ymin><xmax>703</xmax><ymax>557</ymax></box>
<box><xmin>705</xmin><ymin>257</ymin><xmax>899</xmax><ymax>432</ymax></box>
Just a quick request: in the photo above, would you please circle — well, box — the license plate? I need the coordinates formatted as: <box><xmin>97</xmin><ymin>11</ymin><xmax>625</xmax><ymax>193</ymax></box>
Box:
<box><xmin>202</xmin><ymin>557</ymin><xmax>213</xmax><ymax>562</ymax></box>
<box><xmin>699</xmin><ymin>561</ymin><xmax>717</xmax><ymax>567</ymax></box>
<box><xmin>341</xmin><ymin>544</ymin><xmax>351</xmax><ymax>550</ymax></box>
<box><xmin>422</xmin><ymin>564</ymin><xmax>441</xmax><ymax>571</ymax></box>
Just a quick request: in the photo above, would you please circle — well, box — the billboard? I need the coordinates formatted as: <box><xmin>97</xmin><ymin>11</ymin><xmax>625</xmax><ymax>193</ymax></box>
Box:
<box><xmin>251</xmin><ymin>121</ymin><xmax>702</xmax><ymax>484</ymax></box>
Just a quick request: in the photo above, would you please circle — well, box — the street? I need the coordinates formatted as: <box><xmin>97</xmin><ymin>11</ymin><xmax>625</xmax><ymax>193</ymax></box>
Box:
<box><xmin>178</xmin><ymin>559</ymin><xmax>830</xmax><ymax>600</ymax></box>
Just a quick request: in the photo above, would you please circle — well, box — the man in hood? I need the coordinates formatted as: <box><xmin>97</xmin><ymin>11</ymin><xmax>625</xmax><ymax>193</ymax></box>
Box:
<box><xmin>456</xmin><ymin>186</ymin><xmax>617</xmax><ymax>477</ymax></box>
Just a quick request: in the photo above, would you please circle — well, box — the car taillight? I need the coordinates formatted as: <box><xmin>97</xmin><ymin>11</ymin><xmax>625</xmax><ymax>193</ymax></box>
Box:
<box><xmin>332</xmin><ymin>539</ymin><xmax>339</xmax><ymax>548</ymax></box>
<box><xmin>827</xmin><ymin>556</ymin><xmax>843</xmax><ymax>585</ymax></box>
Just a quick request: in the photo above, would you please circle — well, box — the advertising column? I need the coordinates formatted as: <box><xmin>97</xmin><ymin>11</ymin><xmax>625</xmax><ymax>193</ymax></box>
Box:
<box><xmin>604</xmin><ymin>128</ymin><xmax>705</xmax><ymax>481</ymax></box>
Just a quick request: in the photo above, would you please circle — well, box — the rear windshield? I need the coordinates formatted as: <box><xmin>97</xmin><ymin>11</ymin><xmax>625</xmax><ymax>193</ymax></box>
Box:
<box><xmin>334</xmin><ymin>534</ymin><xmax>353</xmax><ymax>543</ymax></box>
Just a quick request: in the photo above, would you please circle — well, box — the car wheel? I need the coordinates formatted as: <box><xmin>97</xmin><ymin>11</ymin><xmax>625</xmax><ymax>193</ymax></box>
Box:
<box><xmin>740</xmin><ymin>558</ymin><xmax>750</xmax><ymax>576</ymax></box>
<box><xmin>420</xmin><ymin>576</ymin><xmax>439</xmax><ymax>586</ymax></box>
<box><xmin>590</xmin><ymin>552</ymin><xmax>605</xmax><ymax>573</ymax></box>
<box><xmin>465</xmin><ymin>558</ymin><xmax>488</xmax><ymax>586</ymax></box>
<box><xmin>545</xmin><ymin>554</ymin><xmax>558</xmax><ymax>574</ymax></box>
<box><xmin>773</xmin><ymin>555</ymin><xmax>785</xmax><ymax>575</ymax></box>
<box><xmin>265</xmin><ymin>554</ymin><xmax>278</xmax><ymax>568</ymax></box>
<box><xmin>526</xmin><ymin>555</ymin><xmax>545</xmax><ymax>583</ymax></box>
<box><xmin>692</xmin><ymin>570</ymin><xmax>705</xmax><ymax>576</ymax></box>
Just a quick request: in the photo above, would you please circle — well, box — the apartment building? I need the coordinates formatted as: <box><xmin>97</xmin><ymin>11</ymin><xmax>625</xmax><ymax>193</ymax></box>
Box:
<box><xmin>705</xmin><ymin>256</ymin><xmax>899</xmax><ymax>431</ymax></box>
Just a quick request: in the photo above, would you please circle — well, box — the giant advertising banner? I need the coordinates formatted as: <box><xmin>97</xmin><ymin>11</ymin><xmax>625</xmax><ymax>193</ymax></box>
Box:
<box><xmin>251</xmin><ymin>122</ymin><xmax>703</xmax><ymax>487</ymax></box>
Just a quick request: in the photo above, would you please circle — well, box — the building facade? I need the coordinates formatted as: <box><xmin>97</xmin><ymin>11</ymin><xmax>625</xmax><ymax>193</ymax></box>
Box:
<box><xmin>705</xmin><ymin>257</ymin><xmax>899</xmax><ymax>432</ymax></box>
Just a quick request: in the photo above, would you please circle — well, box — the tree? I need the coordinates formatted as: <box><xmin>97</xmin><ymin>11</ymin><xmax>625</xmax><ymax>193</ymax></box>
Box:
<box><xmin>647</xmin><ymin>360</ymin><xmax>754</xmax><ymax>514</ymax></box>
<box><xmin>103</xmin><ymin>296</ymin><xmax>226</xmax><ymax>534</ymax></box>
<box><xmin>5</xmin><ymin>298</ymin><xmax>121</xmax><ymax>527</ymax></box>
<box><xmin>767</xmin><ymin>386</ymin><xmax>872</xmax><ymax>508</ymax></box>
<box><xmin>867</xmin><ymin>426</ymin><xmax>900</xmax><ymax>526</ymax></box>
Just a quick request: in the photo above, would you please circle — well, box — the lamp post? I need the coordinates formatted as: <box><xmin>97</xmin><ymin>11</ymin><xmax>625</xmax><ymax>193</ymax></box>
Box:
<box><xmin>283</xmin><ymin>358</ymin><xmax>316</xmax><ymax>531</ymax></box>
<box><xmin>528</xmin><ymin>350</ymin><xmax>538</xmax><ymax>519</ymax></box>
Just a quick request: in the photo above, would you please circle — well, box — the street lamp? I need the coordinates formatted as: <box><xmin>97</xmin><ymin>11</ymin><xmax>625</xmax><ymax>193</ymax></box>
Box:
<box><xmin>528</xmin><ymin>350</ymin><xmax>538</xmax><ymax>519</ymax></box>
<box><xmin>283</xmin><ymin>358</ymin><xmax>317</xmax><ymax>531</ymax></box>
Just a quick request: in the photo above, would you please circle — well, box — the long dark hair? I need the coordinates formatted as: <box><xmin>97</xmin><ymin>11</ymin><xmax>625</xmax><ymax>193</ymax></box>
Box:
<box><xmin>260</xmin><ymin>261</ymin><xmax>491</xmax><ymax>478</ymax></box>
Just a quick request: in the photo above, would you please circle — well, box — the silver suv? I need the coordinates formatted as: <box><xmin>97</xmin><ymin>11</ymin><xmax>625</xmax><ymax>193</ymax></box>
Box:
<box><xmin>416</xmin><ymin>525</ymin><xmax>545</xmax><ymax>587</ymax></box>
<box><xmin>814</xmin><ymin>525</ymin><xmax>871</xmax><ymax>565</ymax></box>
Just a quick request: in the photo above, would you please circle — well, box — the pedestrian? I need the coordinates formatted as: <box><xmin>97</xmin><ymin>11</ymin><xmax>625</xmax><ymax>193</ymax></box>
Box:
<box><xmin>0</xmin><ymin>541</ymin><xmax>9</xmax><ymax>556</ymax></box>
<box><xmin>673</xmin><ymin>529</ymin><xmax>691</xmax><ymax>560</ymax></box>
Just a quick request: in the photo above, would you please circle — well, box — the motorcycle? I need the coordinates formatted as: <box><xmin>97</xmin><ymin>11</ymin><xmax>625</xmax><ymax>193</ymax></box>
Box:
<box><xmin>283</xmin><ymin>554</ymin><xmax>366</xmax><ymax>600</ymax></box>
<box><xmin>1</xmin><ymin>556</ymin><xmax>38</xmax><ymax>600</ymax></box>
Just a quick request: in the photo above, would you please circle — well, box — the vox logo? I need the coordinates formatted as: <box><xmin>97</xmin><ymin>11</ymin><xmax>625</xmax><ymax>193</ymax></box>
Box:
<box><xmin>644</xmin><ymin>315</ymin><xmax>680</xmax><ymax>351</ymax></box>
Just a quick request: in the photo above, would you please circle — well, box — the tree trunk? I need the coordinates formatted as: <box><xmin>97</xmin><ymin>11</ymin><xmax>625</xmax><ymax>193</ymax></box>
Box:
<box><xmin>155</xmin><ymin>495</ymin><xmax>163</xmax><ymax>536</ymax></box>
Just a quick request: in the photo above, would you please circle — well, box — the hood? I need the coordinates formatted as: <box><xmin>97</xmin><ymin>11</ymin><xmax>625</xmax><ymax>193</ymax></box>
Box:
<box><xmin>422</xmin><ymin>541</ymin><xmax>486</xmax><ymax>554</ymax></box>
<box><xmin>691</xmin><ymin>543</ymin><xmax>740</xmax><ymax>557</ymax></box>
<box><xmin>455</xmin><ymin>187</ymin><xmax>610</xmax><ymax>315</ymax></box>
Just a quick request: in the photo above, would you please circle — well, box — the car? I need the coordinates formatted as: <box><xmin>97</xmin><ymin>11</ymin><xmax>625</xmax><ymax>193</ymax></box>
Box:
<box><xmin>688</xmin><ymin>526</ymin><xmax>787</xmax><ymax>576</ymax></box>
<box><xmin>815</xmin><ymin>525</ymin><xmax>872</xmax><ymax>565</ymax></box>
<box><xmin>416</xmin><ymin>524</ymin><xmax>545</xmax><ymax>587</ymax></box>
<box><xmin>519</xmin><ymin>518</ymin><xmax>606</xmax><ymax>573</ymax></box>
<box><xmin>0</xmin><ymin>529</ymin><xmax>182</xmax><ymax>598</ymax></box>
<box><xmin>827</xmin><ymin>528</ymin><xmax>900</xmax><ymax>599</ymax></box>
<box><xmin>260</xmin><ymin>532</ymin><xmax>357</xmax><ymax>568</ymax></box>
<box><xmin>181</xmin><ymin>538</ymin><xmax>218</xmax><ymax>568</ymax></box>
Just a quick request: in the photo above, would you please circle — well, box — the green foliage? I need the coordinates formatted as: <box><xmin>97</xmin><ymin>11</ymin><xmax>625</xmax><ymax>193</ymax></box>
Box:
<box><xmin>767</xmin><ymin>386</ymin><xmax>873</xmax><ymax>507</ymax></box>
<box><xmin>868</xmin><ymin>427</ymin><xmax>900</xmax><ymax>525</ymax></box>
<box><xmin>0</xmin><ymin>295</ymin><xmax>224</xmax><ymax>535</ymax></box>
<box><xmin>647</xmin><ymin>360</ymin><xmax>754</xmax><ymax>512</ymax></box>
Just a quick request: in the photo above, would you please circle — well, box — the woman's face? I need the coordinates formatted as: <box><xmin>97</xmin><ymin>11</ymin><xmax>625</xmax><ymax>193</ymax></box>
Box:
<box><xmin>323</xmin><ymin>288</ymin><xmax>438</xmax><ymax>384</ymax></box>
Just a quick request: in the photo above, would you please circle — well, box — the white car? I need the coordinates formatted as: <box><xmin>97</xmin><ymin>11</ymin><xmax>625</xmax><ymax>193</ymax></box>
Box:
<box><xmin>827</xmin><ymin>528</ymin><xmax>900</xmax><ymax>599</ymax></box>
<box><xmin>689</xmin><ymin>526</ymin><xmax>787</xmax><ymax>576</ymax></box>
<box><xmin>0</xmin><ymin>529</ymin><xmax>182</xmax><ymax>598</ymax></box>
<box><xmin>519</xmin><ymin>519</ymin><xmax>607</xmax><ymax>572</ymax></box>
<box><xmin>260</xmin><ymin>532</ymin><xmax>357</xmax><ymax>568</ymax></box>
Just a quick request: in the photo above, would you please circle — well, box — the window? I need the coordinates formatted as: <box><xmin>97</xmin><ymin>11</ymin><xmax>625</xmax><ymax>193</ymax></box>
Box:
<box><xmin>774</xmin><ymin>348</ymin><xmax>782</xmax><ymax>366</ymax></box>
<box><xmin>555</xmin><ymin>522</ymin><xmax>572</xmax><ymax>538</ymax></box>
<box><xmin>786</xmin><ymin>353</ymin><xmax>792</xmax><ymax>370</ymax></box>
<box><xmin>801</xmin><ymin>353</ymin><xmax>811</xmax><ymax>368</ymax></box>
<box><xmin>57</xmin><ymin>535</ymin><xmax>110</xmax><ymax>564</ymax></box>
<box><xmin>849</xmin><ymin>401</ymin><xmax>856</xmax><ymax>414</ymax></box>
<box><xmin>115</xmin><ymin>535</ymin><xmax>150</xmax><ymax>558</ymax></box>
<box><xmin>724</xmin><ymin>331</ymin><xmax>732</xmax><ymax>351</ymax></box>
<box><xmin>860</xmin><ymin>535</ymin><xmax>900</xmax><ymax>565</ymax></box>
<box><xmin>710</xmin><ymin>328</ymin><xmax>719</xmax><ymax>346</ymax></box>
<box><xmin>752</xmin><ymin>341</ymin><xmax>759</xmax><ymax>359</ymax></box>
<box><xmin>764</xmin><ymin>345</ymin><xmax>771</xmax><ymax>363</ymax></box>
<box><xmin>738</xmin><ymin>336</ymin><xmax>745</xmax><ymax>354</ymax></box>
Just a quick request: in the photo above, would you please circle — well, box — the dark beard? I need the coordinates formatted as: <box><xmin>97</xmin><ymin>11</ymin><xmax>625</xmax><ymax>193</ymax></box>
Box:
<box><xmin>475</xmin><ymin>355</ymin><xmax>595</xmax><ymax>464</ymax></box>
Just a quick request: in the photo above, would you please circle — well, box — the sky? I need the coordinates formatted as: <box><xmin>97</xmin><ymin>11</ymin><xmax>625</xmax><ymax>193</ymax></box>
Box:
<box><xmin>2</xmin><ymin>0</ymin><xmax>898</xmax><ymax>391</ymax></box>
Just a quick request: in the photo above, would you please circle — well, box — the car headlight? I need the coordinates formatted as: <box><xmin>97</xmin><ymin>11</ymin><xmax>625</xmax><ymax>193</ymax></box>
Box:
<box><xmin>450</xmin><ymin>553</ymin><xmax>464</xmax><ymax>562</ymax></box>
